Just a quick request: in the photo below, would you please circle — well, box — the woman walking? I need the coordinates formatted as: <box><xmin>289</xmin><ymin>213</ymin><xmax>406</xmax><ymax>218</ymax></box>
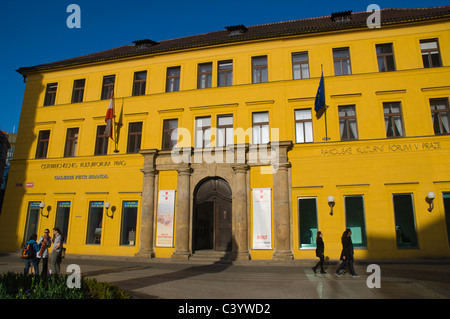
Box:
<box><xmin>335</xmin><ymin>229</ymin><xmax>359</xmax><ymax>278</ymax></box>
<box><xmin>312</xmin><ymin>231</ymin><xmax>326</xmax><ymax>274</ymax></box>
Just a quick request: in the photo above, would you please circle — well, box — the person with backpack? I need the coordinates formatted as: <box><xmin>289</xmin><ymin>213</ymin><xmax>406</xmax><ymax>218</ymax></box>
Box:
<box><xmin>23</xmin><ymin>234</ymin><xmax>40</xmax><ymax>275</ymax></box>
<box><xmin>37</xmin><ymin>229</ymin><xmax>52</xmax><ymax>276</ymax></box>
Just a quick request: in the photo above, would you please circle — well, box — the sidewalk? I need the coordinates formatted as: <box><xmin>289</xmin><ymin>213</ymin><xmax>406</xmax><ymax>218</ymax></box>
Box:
<box><xmin>1</xmin><ymin>252</ymin><xmax>450</xmax><ymax>299</ymax></box>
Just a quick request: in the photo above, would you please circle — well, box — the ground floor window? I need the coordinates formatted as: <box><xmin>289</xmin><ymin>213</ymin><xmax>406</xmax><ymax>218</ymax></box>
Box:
<box><xmin>121</xmin><ymin>201</ymin><xmax>138</xmax><ymax>246</ymax></box>
<box><xmin>344</xmin><ymin>195</ymin><xmax>367</xmax><ymax>247</ymax></box>
<box><xmin>55</xmin><ymin>201</ymin><xmax>71</xmax><ymax>243</ymax></box>
<box><xmin>443</xmin><ymin>193</ymin><xmax>450</xmax><ymax>247</ymax></box>
<box><xmin>86</xmin><ymin>201</ymin><xmax>104</xmax><ymax>245</ymax></box>
<box><xmin>24</xmin><ymin>201</ymin><xmax>40</xmax><ymax>243</ymax></box>
<box><xmin>298</xmin><ymin>197</ymin><xmax>318</xmax><ymax>248</ymax></box>
<box><xmin>393</xmin><ymin>194</ymin><xmax>418</xmax><ymax>248</ymax></box>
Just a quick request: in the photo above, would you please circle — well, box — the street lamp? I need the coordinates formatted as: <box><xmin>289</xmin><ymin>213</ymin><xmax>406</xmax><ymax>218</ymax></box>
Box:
<box><xmin>328</xmin><ymin>196</ymin><xmax>335</xmax><ymax>216</ymax></box>
<box><xmin>426</xmin><ymin>192</ymin><xmax>436</xmax><ymax>212</ymax></box>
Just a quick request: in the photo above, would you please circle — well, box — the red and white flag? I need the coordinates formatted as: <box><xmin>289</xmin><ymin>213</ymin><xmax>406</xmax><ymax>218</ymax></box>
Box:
<box><xmin>104</xmin><ymin>91</ymin><xmax>114</xmax><ymax>140</ymax></box>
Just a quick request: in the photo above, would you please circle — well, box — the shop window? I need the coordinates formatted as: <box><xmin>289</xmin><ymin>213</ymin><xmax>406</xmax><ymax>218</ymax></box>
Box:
<box><xmin>298</xmin><ymin>197</ymin><xmax>318</xmax><ymax>248</ymax></box>
<box><xmin>393</xmin><ymin>194</ymin><xmax>418</xmax><ymax>248</ymax></box>
<box><xmin>127</xmin><ymin>122</ymin><xmax>142</xmax><ymax>154</ymax></box>
<box><xmin>295</xmin><ymin>109</ymin><xmax>313</xmax><ymax>143</ymax></box>
<box><xmin>344</xmin><ymin>195</ymin><xmax>367</xmax><ymax>247</ymax></box>
<box><xmin>55</xmin><ymin>201</ymin><xmax>71</xmax><ymax>244</ymax></box>
<box><xmin>121</xmin><ymin>201</ymin><xmax>138</xmax><ymax>246</ymax></box>
<box><xmin>24</xmin><ymin>202</ymin><xmax>40</xmax><ymax>244</ymax></box>
<box><xmin>443</xmin><ymin>193</ymin><xmax>450</xmax><ymax>247</ymax></box>
<box><xmin>35</xmin><ymin>130</ymin><xmax>50</xmax><ymax>159</ymax></box>
<box><xmin>252</xmin><ymin>112</ymin><xmax>269</xmax><ymax>144</ymax></box>
<box><xmin>86</xmin><ymin>201</ymin><xmax>104</xmax><ymax>245</ymax></box>
<box><xmin>162</xmin><ymin>119</ymin><xmax>178</xmax><ymax>151</ymax></box>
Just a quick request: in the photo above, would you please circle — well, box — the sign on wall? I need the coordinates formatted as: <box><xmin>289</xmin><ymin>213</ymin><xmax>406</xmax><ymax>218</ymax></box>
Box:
<box><xmin>252</xmin><ymin>188</ymin><xmax>272</xmax><ymax>249</ymax></box>
<box><xmin>156</xmin><ymin>190</ymin><xmax>175</xmax><ymax>247</ymax></box>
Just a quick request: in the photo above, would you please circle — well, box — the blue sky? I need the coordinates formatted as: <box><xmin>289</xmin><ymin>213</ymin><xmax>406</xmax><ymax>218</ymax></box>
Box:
<box><xmin>0</xmin><ymin>0</ymin><xmax>448</xmax><ymax>133</ymax></box>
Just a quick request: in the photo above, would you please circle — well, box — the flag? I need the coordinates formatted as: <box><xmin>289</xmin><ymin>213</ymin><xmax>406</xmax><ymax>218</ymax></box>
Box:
<box><xmin>314</xmin><ymin>71</ymin><xmax>326</xmax><ymax>119</ymax></box>
<box><xmin>105</xmin><ymin>91</ymin><xmax>115</xmax><ymax>140</ymax></box>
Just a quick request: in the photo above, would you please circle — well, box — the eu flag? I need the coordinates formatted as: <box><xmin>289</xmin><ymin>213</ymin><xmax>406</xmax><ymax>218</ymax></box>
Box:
<box><xmin>314</xmin><ymin>71</ymin><xmax>326</xmax><ymax>119</ymax></box>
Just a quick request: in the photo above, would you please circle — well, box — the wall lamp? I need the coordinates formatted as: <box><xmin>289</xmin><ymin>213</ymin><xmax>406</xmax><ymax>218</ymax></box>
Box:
<box><xmin>426</xmin><ymin>192</ymin><xmax>436</xmax><ymax>212</ymax></box>
<box><xmin>105</xmin><ymin>202</ymin><xmax>114</xmax><ymax>218</ymax></box>
<box><xmin>39</xmin><ymin>202</ymin><xmax>50</xmax><ymax>218</ymax></box>
<box><xmin>327</xmin><ymin>196</ymin><xmax>335</xmax><ymax>216</ymax></box>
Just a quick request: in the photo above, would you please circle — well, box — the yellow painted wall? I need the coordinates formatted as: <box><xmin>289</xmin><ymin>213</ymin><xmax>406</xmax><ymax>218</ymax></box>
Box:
<box><xmin>1</xmin><ymin>18</ymin><xmax>449</xmax><ymax>259</ymax></box>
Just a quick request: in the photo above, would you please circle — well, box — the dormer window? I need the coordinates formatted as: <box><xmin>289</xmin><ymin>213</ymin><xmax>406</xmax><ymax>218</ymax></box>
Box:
<box><xmin>225</xmin><ymin>25</ymin><xmax>248</xmax><ymax>36</ymax></box>
<box><xmin>331</xmin><ymin>10</ymin><xmax>352</xmax><ymax>22</ymax></box>
<box><xmin>133</xmin><ymin>39</ymin><xmax>159</xmax><ymax>50</ymax></box>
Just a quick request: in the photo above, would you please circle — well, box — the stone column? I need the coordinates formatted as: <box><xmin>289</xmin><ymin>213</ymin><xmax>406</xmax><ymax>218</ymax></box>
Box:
<box><xmin>136</xmin><ymin>149</ymin><xmax>158</xmax><ymax>258</ymax></box>
<box><xmin>172</xmin><ymin>166</ymin><xmax>192</xmax><ymax>259</ymax></box>
<box><xmin>231</xmin><ymin>159</ymin><xmax>250</xmax><ymax>260</ymax></box>
<box><xmin>272</xmin><ymin>141</ymin><xmax>293</xmax><ymax>260</ymax></box>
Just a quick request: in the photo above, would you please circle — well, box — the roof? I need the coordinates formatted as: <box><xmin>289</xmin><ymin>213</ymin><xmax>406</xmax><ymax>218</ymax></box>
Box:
<box><xmin>17</xmin><ymin>6</ymin><xmax>450</xmax><ymax>75</ymax></box>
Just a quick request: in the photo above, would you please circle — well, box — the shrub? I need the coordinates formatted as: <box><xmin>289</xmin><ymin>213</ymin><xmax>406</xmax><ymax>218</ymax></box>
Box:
<box><xmin>0</xmin><ymin>272</ymin><xmax>130</xmax><ymax>299</ymax></box>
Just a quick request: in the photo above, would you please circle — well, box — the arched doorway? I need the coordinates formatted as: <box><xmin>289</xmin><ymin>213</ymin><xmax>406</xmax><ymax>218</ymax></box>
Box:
<box><xmin>193</xmin><ymin>177</ymin><xmax>232</xmax><ymax>251</ymax></box>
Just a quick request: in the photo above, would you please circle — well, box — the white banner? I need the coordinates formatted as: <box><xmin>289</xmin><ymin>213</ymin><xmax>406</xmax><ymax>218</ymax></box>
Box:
<box><xmin>252</xmin><ymin>188</ymin><xmax>272</xmax><ymax>249</ymax></box>
<box><xmin>156</xmin><ymin>190</ymin><xmax>175</xmax><ymax>247</ymax></box>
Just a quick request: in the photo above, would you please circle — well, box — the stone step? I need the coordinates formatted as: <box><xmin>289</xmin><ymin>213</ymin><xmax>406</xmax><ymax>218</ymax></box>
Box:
<box><xmin>191</xmin><ymin>250</ymin><xmax>232</xmax><ymax>261</ymax></box>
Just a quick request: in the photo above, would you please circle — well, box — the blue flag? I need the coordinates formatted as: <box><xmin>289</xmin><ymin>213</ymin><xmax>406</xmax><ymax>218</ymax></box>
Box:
<box><xmin>314</xmin><ymin>71</ymin><xmax>326</xmax><ymax>119</ymax></box>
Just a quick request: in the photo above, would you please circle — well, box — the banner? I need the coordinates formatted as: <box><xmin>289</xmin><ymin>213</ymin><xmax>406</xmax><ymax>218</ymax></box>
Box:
<box><xmin>252</xmin><ymin>188</ymin><xmax>272</xmax><ymax>249</ymax></box>
<box><xmin>156</xmin><ymin>190</ymin><xmax>175</xmax><ymax>247</ymax></box>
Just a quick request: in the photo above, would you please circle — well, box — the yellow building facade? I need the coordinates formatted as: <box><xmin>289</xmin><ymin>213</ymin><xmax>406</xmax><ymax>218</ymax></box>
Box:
<box><xmin>1</xmin><ymin>7</ymin><xmax>450</xmax><ymax>260</ymax></box>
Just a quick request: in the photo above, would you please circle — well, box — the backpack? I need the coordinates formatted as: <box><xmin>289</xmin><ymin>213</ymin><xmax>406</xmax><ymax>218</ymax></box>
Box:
<box><xmin>21</xmin><ymin>242</ymin><xmax>35</xmax><ymax>259</ymax></box>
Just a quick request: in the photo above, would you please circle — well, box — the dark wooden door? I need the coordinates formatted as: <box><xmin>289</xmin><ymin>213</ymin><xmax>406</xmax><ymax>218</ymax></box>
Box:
<box><xmin>215</xmin><ymin>199</ymin><xmax>232</xmax><ymax>251</ymax></box>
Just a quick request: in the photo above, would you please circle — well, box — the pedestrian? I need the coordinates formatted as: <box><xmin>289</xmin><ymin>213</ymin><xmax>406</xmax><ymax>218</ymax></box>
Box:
<box><xmin>51</xmin><ymin>227</ymin><xmax>64</xmax><ymax>275</ymax></box>
<box><xmin>335</xmin><ymin>229</ymin><xmax>359</xmax><ymax>278</ymax></box>
<box><xmin>312</xmin><ymin>231</ymin><xmax>326</xmax><ymax>274</ymax></box>
<box><xmin>23</xmin><ymin>234</ymin><xmax>40</xmax><ymax>275</ymax></box>
<box><xmin>37</xmin><ymin>229</ymin><xmax>52</xmax><ymax>276</ymax></box>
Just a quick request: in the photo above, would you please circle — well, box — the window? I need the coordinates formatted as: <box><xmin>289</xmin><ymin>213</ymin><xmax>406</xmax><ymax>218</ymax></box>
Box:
<box><xmin>35</xmin><ymin>130</ymin><xmax>50</xmax><ymax>159</ymax></box>
<box><xmin>383</xmin><ymin>102</ymin><xmax>404</xmax><ymax>137</ymax></box>
<box><xmin>218</xmin><ymin>60</ymin><xmax>233</xmax><ymax>87</ymax></box>
<box><xmin>252</xmin><ymin>56</ymin><xmax>268</xmax><ymax>83</ymax></box>
<box><xmin>333</xmin><ymin>48</ymin><xmax>351</xmax><ymax>75</ymax></box>
<box><xmin>430</xmin><ymin>98</ymin><xmax>450</xmax><ymax>135</ymax></box>
<box><xmin>55</xmin><ymin>201</ymin><xmax>71</xmax><ymax>244</ymax></box>
<box><xmin>127</xmin><ymin>122</ymin><xmax>142</xmax><ymax>154</ymax></box>
<box><xmin>101</xmin><ymin>75</ymin><xmax>115</xmax><ymax>100</ymax></box>
<box><xmin>292</xmin><ymin>52</ymin><xmax>310</xmax><ymax>79</ymax></box>
<box><xmin>339</xmin><ymin>105</ymin><xmax>358</xmax><ymax>140</ymax></box>
<box><xmin>94</xmin><ymin>125</ymin><xmax>108</xmax><ymax>155</ymax></box>
<box><xmin>298</xmin><ymin>197</ymin><xmax>318</xmax><ymax>248</ymax></box>
<box><xmin>64</xmin><ymin>127</ymin><xmax>79</xmax><ymax>157</ymax></box>
<box><xmin>132</xmin><ymin>71</ymin><xmax>147</xmax><ymax>96</ymax></box>
<box><xmin>86</xmin><ymin>201</ymin><xmax>104</xmax><ymax>245</ymax></box>
<box><xmin>166</xmin><ymin>66</ymin><xmax>180</xmax><ymax>92</ymax></box>
<box><xmin>195</xmin><ymin>117</ymin><xmax>211</xmax><ymax>148</ymax></box>
<box><xmin>217</xmin><ymin>115</ymin><xmax>233</xmax><ymax>147</ymax></box>
<box><xmin>344</xmin><ymin>196</ymin><xmax>367</xmax><ymax>247</ymax></box>
<box><xmin>162</xmin><ymin>119</ymin><xmax>178</xmax><ymax>151</ymax></box>
<box><xmin>24</xmin><ymin>202</ymin><xmax>40</xmax><ymax>243</ymax></box>
<box><xmin>71</xmin><ymin>79</ymin><xmax>85</xmax><ymax>103</ymax></box>
<box><xmin>420</xmin><ymin>39</ymin><xmax>442</xmax><ymax>68</ymax></box>
<box><xmin>44</xmin><ymin>83</ymin><xmax>57</xmax><ymax>106</ymax></box>
<box><xmin>294</xmin><ymin>109</ymin><xmax>313</xmax><ymax>143</ymax></box>
<box><xmin>376</xmin><ymin>43</ymin><xmax>396</xmax><ymax>72</ymax></box>
<box><xmin>198</xmin><ymin>63</ymin><xmax>212</xmax><ymax>89</ymax></box>
<box><xmin>121</xmin><ymin>201</ymin><xmax>138</xmax><ymax>246</ymax></box>
<box><xmin>252</xmin><ymin>112</ymin><xmax>269</xmax><ymax>144</ymax></box>
<box><xmin>393</xmin><ymin>194</ymin><xmax>418</xmax><ymax>248</ymax></box>
<box><xmin>443</xmin><ymin>193</ymin><xmax>450</xmax><ymax>246</ymax></box>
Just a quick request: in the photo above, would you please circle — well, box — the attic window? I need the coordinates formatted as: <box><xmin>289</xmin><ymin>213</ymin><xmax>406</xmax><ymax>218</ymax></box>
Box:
<box><xmin>133</xmin><ymin>39</ymin><xmax>159</xmax><ymax>49</ymax></box>
<box><xmin>330</xmin><ymin>10</ymin><xmax>352</xmax><ymax>22</ymax></box>
<box><xmin>225</xmin><ymin>24</ymin><xmax>248</xmax><ymax>36</ymax></box>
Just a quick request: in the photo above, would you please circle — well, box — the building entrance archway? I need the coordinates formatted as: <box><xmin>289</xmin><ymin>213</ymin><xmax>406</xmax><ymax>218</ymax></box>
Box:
<box><xmin>193</xmin><ymin>177</ymin><xmax>232</xmax><ymax>252</ymax></box>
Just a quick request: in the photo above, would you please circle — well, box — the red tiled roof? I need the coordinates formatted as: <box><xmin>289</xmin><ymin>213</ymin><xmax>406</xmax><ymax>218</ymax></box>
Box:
<box><xmin>17</xmin><ymin>6</ymin><xmax>450</xmax><ymax>75</ymax></box>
